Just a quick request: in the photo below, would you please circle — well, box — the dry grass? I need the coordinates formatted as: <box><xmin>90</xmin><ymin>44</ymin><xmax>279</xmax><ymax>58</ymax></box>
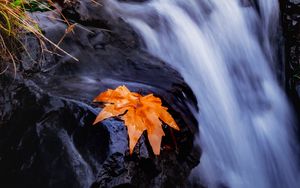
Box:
<box><xmin>0</xmin><ymin>0</ymin><xmax>32</xmax><ymax>75</ymax></box>
<box><xmin>0</xmin><ymin>0</ymin><xmax>78</xmax><ymax>76</ymax></box>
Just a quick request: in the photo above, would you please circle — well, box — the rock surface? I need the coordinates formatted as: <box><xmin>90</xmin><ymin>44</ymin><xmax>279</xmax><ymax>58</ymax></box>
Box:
<box><xmin>0</xmin><ymin>0</ymin><xmax>200</xmax><ymax>187</ymax></box>
<box><xmin>281</xmin><ymin>0</ymin><xmax>300</xmax><ymax>116</ymax></box>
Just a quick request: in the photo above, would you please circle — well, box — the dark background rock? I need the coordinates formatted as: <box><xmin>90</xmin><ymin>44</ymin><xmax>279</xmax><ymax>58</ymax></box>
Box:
<box><xmin>280</xmin><ymin>0</ymin><xmax>300</xmax><ymax>136</ymax></box>
<box><xmin>0</xmin><ymin>0</ymin><xmax>200</xmax><ymax>187</ymax></box>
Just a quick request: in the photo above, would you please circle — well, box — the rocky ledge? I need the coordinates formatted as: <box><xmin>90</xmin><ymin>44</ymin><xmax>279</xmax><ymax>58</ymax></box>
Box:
<box><xmin>0</xmin><ymin>0</ymin><xmax>200</xmax><ymax>187</ymax></box>
<box><xmin>281</xmin><ymin>0</ymin><xmax>300</xmax><ymax>118</ymax></box>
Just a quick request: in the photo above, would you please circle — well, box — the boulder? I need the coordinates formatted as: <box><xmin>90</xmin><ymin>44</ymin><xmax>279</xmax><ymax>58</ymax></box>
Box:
<box><xmin>0</xmin><ymin>0</ymin><xmax>200</xmax><ymax>187</ymax></box>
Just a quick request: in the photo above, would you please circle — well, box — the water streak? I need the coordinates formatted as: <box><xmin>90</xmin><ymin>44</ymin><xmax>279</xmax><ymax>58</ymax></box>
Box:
<box><xmin>106</xmin><ymin>0</ymin><xmax>299</xmax><ymax>187</ymax></box>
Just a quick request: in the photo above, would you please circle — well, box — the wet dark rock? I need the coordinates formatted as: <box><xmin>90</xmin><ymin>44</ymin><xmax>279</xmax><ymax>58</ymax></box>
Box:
<box><xmin>280</xmin><ymin>1</ymin><xmax>300</xmax><ymax>121</ymax></box>
<box><xmin>0</xmin><ymin>0</ymin><xmax>200</xmax><ymax>187</ymax></box>
<box><xmin>0</xmin><ymin>75</ymin><xmax>105</xmax><ymax>187</ymax></box>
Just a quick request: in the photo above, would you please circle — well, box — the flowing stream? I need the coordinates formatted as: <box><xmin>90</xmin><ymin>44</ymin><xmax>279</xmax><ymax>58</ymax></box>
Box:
<box><xmin>106</xmin><ymin>0</ymin><xmax>299</xmax><ymax>187</ymax></box>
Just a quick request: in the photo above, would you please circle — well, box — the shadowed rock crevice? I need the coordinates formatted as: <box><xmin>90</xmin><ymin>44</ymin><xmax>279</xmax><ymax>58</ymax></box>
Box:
<box><xmin>280</xmin><ymin>0</ymin><xmax>300</xmax><ymax>136</ymax></box>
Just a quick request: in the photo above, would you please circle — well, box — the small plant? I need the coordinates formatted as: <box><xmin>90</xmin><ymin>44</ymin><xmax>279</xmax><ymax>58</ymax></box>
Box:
<box><xmin>0</xmin><ymin>0</ymin><xmax>36</xmax><ymax>73</ymax></box>
<box><xmin>0</xmin><ymin>0</ymin><xmax>77</xmax><ymax>75</ymax></box>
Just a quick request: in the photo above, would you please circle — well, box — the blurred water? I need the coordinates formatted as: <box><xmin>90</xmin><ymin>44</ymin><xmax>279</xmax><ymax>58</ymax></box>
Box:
<box><xmin>107</xmin><ymin>0</ymin><xmax>300</xmax><ymax>187</ymax></box>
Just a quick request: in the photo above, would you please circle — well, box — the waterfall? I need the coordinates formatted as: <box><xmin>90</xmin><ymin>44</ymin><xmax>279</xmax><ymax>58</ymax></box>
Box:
<box><xmin>106</xmin><ymin>0</ymin><xmax>300</xmax><ymax>187</ymax></box>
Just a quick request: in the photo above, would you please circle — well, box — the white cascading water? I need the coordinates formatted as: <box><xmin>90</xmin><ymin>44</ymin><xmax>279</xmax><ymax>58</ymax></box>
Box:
<box><xmin>106</xmin><ymin>0</ymin><xmax>299</xmax><ymax>187</ymax></box>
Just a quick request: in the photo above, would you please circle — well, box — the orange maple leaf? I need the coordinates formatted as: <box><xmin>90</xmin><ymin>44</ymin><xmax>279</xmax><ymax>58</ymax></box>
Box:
<box><xmin>93</xmin><ymin>85</ymin><xmax>180</xmax><ymax>155</ymax></box>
